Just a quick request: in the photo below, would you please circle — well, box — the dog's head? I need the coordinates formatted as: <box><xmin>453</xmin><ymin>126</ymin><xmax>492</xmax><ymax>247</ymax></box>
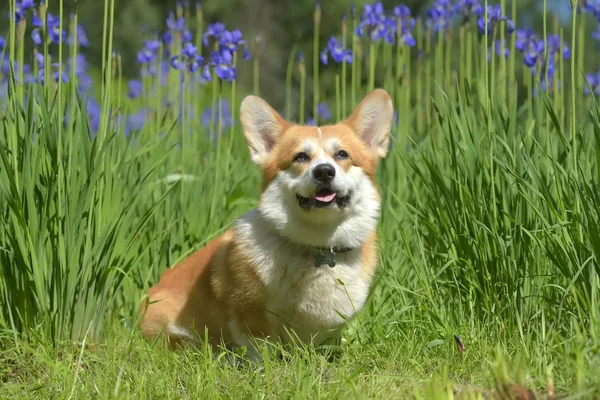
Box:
<box><xmin>240</xmin><ymin>89</ymin><xmax>393</xmax><ymax>249</ymax></box>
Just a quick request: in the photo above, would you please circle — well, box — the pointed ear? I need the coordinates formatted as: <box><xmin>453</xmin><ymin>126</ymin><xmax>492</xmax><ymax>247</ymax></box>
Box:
<box><xmin>344</xmin><ymin>89</ymin><xmax>393</xmax><ymax>158</ymax></box>
<box><xmin>240</xmin><ymin>95</ymin><xmax>289</xmax><ymax>165</ymax></box>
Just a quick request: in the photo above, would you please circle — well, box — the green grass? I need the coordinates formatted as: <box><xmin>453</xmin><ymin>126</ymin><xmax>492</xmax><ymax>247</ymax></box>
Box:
<box><xmin>2</xmin><ymin>0</ymin><xmax>600</xmax><ymax>398</ymax></box>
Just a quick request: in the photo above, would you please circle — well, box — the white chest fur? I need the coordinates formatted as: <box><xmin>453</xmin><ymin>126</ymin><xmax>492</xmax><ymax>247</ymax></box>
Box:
<box><xmin>234</xmin><ymin>210</ymin><xmax>372</xmax><ymax>345</ymax></box>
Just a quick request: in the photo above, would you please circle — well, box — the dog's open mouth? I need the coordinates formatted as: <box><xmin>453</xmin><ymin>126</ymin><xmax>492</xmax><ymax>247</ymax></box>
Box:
<box><xmin>296</xmin><ymin>189</ymin><xmax>352</xmax><ymax>210</ymax></box>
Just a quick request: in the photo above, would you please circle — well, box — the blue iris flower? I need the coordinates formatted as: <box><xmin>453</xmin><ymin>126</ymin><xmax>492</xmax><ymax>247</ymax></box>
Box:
<box><xmin>488</xmin><ymin>39</ymin><xmax>509</xmax><ymax>61</ymax></box>
<box><xmin>210</xmin><ymin>50</ymin><xmax>236</xmax><ymax>82</ymax></box>
<box><xmin>136</xmin><ymin>40</ymin><xmax>161</xmax><ymax>64</ymax></box>
<box><xmin>128</xmin><ymin>79</ymin><xmax>143</xmax><ymax>99</ymax></box>
<box><xmin>583</xmin><ymin>0</ymin><xmax>600</xmax><ymax>19</ymax></box>
<box><xmin>394</xmin><ymin>5</ymin><xmax>416</xmax><ymax>46</ymax></box>
<box><xmin>477</xmin><ymin>4</ymin><xmax>515</xmax><ymax>35</ymax></box>
<box><xmin>355</xmin><ymin>2</ymin><xmax>415</xmax><ymax>46</ymax></box>
<box><xmin>426</xmin><ymin>0</ymin><xmax>454</xmax><ymax>32</ymax></box>
<box><xmin>31</xmin><ymin>12</ymin><xmax>67</xmax><ymax>45</ymax></box>
<box><xmin>355</xmin><ymin>2</ymin><xmax>389</xmax><ymax>42</ymax></box>
<box><xmin>166</xmin><ymin>11</ymin><xmax>185</xmax><ymax>32</ymax></box>
<box><xmin>514</xmin><ymin>27</ymin><xmax>570</xmax><ymax>92</ymax></box>
<box><xmin>320</xmin><ymin>36</ymin><xmax>352</xmax><ymax>65</ymax></box>
<box><xmin>11</xmin><ymin>0</ymin><xmax>36</xmax><ymax>23</ymax></box>
<box><xmin>454</xmin><ymin>0</ymin><xmax>483</xmax><ymax>17</ymax></box>
<box><xmin>67</xmin><ymin>23</ymin><xmax>90</xmax><ymax>48</ymax></box>
<box><xmin>203</xmin><ymin>23</ymin><xmax>226</xmax><ymax>47</ymax></box>
<box><xmin>37</xmin><ymin>63</ymin><xmax>69</xmax><ymax>84</ymax></box>
<box><xmin>170</xmin><ymin>42</ymin><xmax>205</xmax><ymax>73</ymax></box>
<box><xmin>306</xmin><ymin>103</ymin><xmax>332</xmax><ymax>126</ymax></box>
<box><xmin>219</xmin><ymin>29</ymin><xmax>250</xmax><ymax>59</ymax></box>
<box><xmin>585</xmin><ymin>70</ymin><xmax>600</xmax><ymax>95</ymax></box>
<box><xmin>201</xmin><ymin>99</ymin><xmax>233</xmax><ymax>130</ymax></box>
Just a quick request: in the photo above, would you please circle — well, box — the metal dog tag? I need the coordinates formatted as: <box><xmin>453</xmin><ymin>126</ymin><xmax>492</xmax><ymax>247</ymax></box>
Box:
<box><xmin>315</xmin><ymin>250</ymin><xmax>336</xmax><ymax>268</ymax></box>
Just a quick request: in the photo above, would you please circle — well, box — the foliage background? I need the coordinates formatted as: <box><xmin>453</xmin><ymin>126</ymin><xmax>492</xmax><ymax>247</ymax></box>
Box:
<box><xmin>0</xmin><ymin>0</ymin><xmax>585</xmax><ymax>109</ymax></box>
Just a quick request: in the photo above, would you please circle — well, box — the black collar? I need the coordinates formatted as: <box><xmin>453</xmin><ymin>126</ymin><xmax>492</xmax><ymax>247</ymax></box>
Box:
<box><xmin>307</xmin><ymin>245</ymin><xmax>355</xmax><ymax>268</ymax></box>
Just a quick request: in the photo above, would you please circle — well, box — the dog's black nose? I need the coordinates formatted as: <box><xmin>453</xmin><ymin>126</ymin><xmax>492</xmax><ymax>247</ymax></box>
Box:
<box><xmin>313</xmin><ymin>163</ymin><xmax>336</xmax><ymax>183</ymax></box>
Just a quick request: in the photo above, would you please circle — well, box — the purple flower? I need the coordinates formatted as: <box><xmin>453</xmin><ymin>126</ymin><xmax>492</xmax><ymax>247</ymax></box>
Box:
<box><xmin>514</xmin><ymin>28</ymin><xmax>570</xmax><ymax>92</ymax></box>
<box><xmin>393</xmin><ymin>5</ymin><xmax>411</xmax><ymax>19</ymax></box>
<box><xmin>354</xmin><ymin>3</ymin><xmax>414</xmax><ymax>45</ymax></box>
<box><xmin>163</xmin><ymin>31</ymin><xmax>173</xmax><ymax>46</ymax></box>
<box><xmin>19</xmin><ymin>0</ymin><xmax>36</xmax><ymax>9</ymax></box>
<box><xmin>203</xmin><ymin>22</ymin><xmax>226</xmax><ymax>47</ymax></box>
<box><xmin>523</xmin><ymin>38</ymin><xmax>544</xmax><ymax>68</ymax></box>
<box><xmin>127</xmin><ymin>79</ymin><xmax>143</xmax><ymax>99</ymax></box>
<box><xmin>38</xmin><ymin>64</ymin><xmax>69</xmax><ymax>84</ymax></box>
<box><xmin>137</xmin><ymin>48</ymin><xmax>154</xmax><ymax>64</ymax></box>
<box><xmin>85</xmin><ymin>96</ymin><xmax>101</xmax><ymax>135</ymax></box>
<box><xmin>170</xmin><ymin>42</ymin><xmax>205</xmax><ymax>73</ymax></box>
<box><xmin>1</xmin><ymin>60</ymin><xmax>34</xmax><ymax>84</ymax></box>
<box><xmin>181</xmin><ymin>42</ymin><xmax>198</xmax><ymax>58</ymax></box>
<box><xmin>0</xmin><ymin>36</ymin><xmax>5</xmax><ymax>50</ymax></box>
<box><xmin>488</xmin><ymin>39</ymin><xmax>509</xmax><ymax>61</ymax></box>
<box><xmin>584</xmin><ymin>70</ymin><xmax>600</xmax><ymax>95</ymax></box>
<box><xmin>477</xmin><ymin>4</ymin><xmax>515</xmax><ymax>35</ymax></box>
<box><xmin>306</xmin><ymin>103</ymin><xmax>332</xmax><ymax>126</ymax></box>
<box><xmin>32</xmin><ymin>28</ymin><xmax>43</xmax><ymax>45</ymax></box>
<box><xmin>394</xmin><ymin>5</ymin><xmax>416</xmax><ymax>46</ymax></box>
<box><xmin>201</xmin><ymin>99</ymin><xmax>233</xmax><ymax>129</ymax></box>
<box><xmin>145</xmin><ymin>39</ymin><xmax>161</xmax><ymax>53</ymax></box>
<box><xmin>201</xmin><ymin>64</ymin><xmax>212</xmax><ymax>82</ymax></box>
<box><xmin>11</xmin><ymin>0</ymin><xmax>36</xmax><ymax>23</ymax></box>
<box><xmin>211</xmin><ymin>50</ymin><xmax>236</xmax><ymax>81</ymax></box>
<box><xmin>355</xmin><ymin>2</ymin><xmax>394</xmax><ymax>43</ymax></box>
<box><xmin>516</xmin><ymin>28</ymin><xmax>570</xmax><ymax>71</ymax></box>
<box><xmin>136</xmin><ymin>40</ymin><xmax>161</xmax><ymax>64</ymax></box>
<box><xmin>426</xmin><ymin>0</ymin><xmax>454</xmax><ymax>32</ymax></box>
<box><xmin>166</xmin><ymin>11</ymin><xmax>185</xmax><ymax>32</ymax></box>
<box><xmin>32</xmin><ymin>12</ymin><xmax>67</xmax><ymax>44</ymax></box>
<box><xmin>454</xmin><ymin>0</ymin><xmax>483</xmax><ymax>17</ymax></box>
<box><xmin>125</xmin><ymin>108</ymin><xmax>149</xmax><ymax>134</ymax></box>
<box><xmin>182</xmin><ymin>29</ymin><xmax>193</xmax><ymax>43</ymax></box>
<box><xmin>32</xmin><ymin>9</ymin><xmax>42</xmax><ymax>27</ymax></box>
<box><xmin>189</xmin><ymin>55</ymin><xmax>204</xmax><ymax>73</ymax></box>
<box><xmin>515</xmin><ymin>28</ymin><xmax>536</xmax><ymax>52</ymax></box>
<box><xmin>317</xmin><ymin>102</ymin><xmax>331</xmax><ymax>121</ymax></box>
<box><xmin>593</xmin><ymin>24</ymin><xmax>600</xmax><ymax>45</ymax></box>
<box><xmin>546</xmin><ymin>34</ymin><xmax>571</xmax><ymax>59</ymax></box>
<box><xmin>34</xmin><ymin>51</ymin><xmax>44</xmax><ymax>68</ymax></box>
<box><xmin>584</xmin><ymin>0</ymin><xmax>600</xmax><ymax>19</ymax></box>
<box><xmin>320</xmin><ymin>36</ymin><xmax>352</xmax><ymax>65</ymax></box>
<box><xmin>67</xmin><ymin>24</ymin><xmax>90</xmax><ymax>48</ymax></box>
<box><xmin>49</xmin><ymin>13</ymin><xmax>67</xmax><ymax>43</ymax></box>
<box><xmin>219</xmin><ymin>29</ymin><xmax>249</xmax><ymax>58</ymax></box>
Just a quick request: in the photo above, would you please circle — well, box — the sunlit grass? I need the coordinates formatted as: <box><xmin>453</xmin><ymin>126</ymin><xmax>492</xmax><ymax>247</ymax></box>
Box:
<box><xmin>1</xmin><ymin>0</ymin><xmax>600</xmax><ymax>398</ymax></box>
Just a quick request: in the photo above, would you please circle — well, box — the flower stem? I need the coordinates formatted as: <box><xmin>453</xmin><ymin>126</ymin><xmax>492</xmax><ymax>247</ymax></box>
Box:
<box><xmin>299</xmin><ymin>57</ymin><xmax>306</xmax><ymax>124</ymax></box>
<box><xmin>369</xmin><ymin>41</ymin><xmax>376</xmax><ymax>91</ymax></box>
<box><xmin>253</xmin><ymin>53</ymin><xmax>259</xmax><ymax>96</ymax></box>
<box><xmin>335</xmin><ymin>74</ymin><xmax>341</xmax><ymax>121</ymax></box>
<box><xmin>285</xmin><ymin>46</ymin><xmax>298</xmax><ymax>121</ymax></box>
<box><xmin>313</xmin><ymin>2</ymin><xmax>321</xmax><ymax>122</ymax></box>
<box><xmin>351</xmin><ymin>14</ymin><xmax>358</xmax><ymax>109</ymax></box>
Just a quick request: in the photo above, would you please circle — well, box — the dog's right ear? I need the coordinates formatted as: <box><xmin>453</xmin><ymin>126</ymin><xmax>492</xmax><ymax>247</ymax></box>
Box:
<box><xmin>240</xmin><ymin>96</ymin><xmax>289</xmax><ymax>165</ymax></box>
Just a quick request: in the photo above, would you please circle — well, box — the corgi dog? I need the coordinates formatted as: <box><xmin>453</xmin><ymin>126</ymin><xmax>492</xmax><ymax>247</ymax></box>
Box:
<box><xmin>140</xmin><ymin>89</ymin><xmax>393</xmax><ymax>359</ymax></box>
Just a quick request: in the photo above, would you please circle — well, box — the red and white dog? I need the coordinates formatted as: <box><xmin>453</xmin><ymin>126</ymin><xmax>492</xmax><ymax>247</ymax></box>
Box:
<box><xmin>140</xmin><ymin>89</ymin><xmax>393</xmax><ymax>359</ymax></box>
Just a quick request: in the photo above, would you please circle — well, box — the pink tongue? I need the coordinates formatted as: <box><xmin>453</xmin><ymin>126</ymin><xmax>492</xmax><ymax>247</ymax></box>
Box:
<box><xmin>315</xmin><ymin>192</ymin><xmax>337</xmax><ymax>203</ymax></box>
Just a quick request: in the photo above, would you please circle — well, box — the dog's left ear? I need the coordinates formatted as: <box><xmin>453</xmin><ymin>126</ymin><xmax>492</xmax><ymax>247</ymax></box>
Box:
<box><xmin>240</xmin><ymin>96</ymin><xmax>289</xmax><ymax>165</ymax></box>
<box><xmin>345</xmin><ymin>89</ymin><xmax>393</xmax><ymax>158</ymax></box>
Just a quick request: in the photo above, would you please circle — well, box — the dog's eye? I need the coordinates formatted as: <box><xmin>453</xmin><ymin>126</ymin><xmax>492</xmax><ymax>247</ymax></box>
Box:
<box><xmin>293</xmin><ymin>152</ymin><xmax>310</xmax><ymax>162</ymax></box>
<box><xmin>335</xmin><ymin>150</ymin><xmax>349</xmax><ymax>160</ymax></box>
